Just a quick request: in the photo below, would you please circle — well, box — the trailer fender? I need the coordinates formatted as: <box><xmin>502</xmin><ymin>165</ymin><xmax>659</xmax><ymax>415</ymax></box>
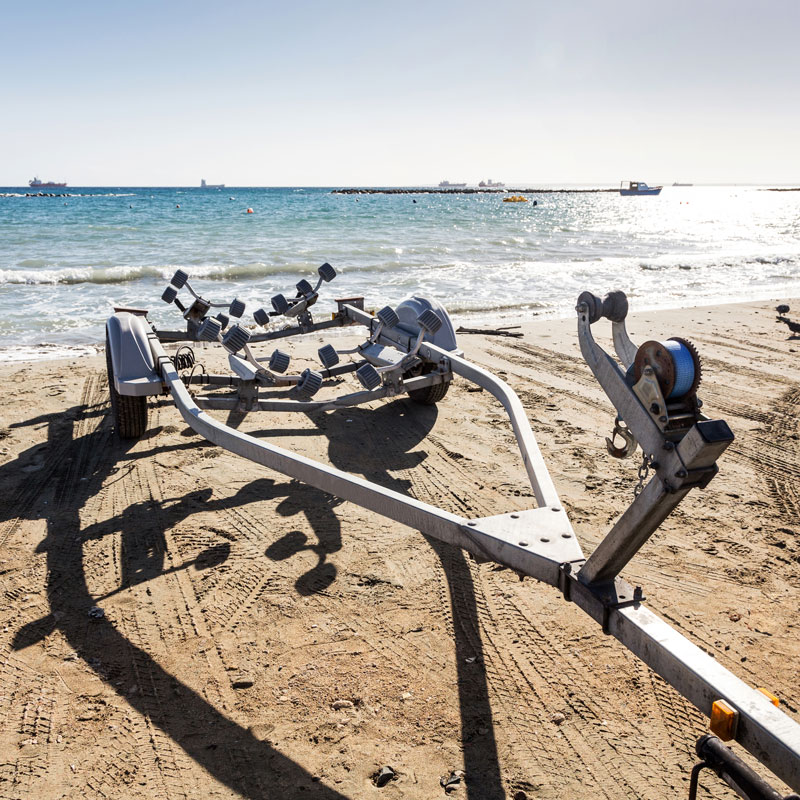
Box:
<box><xmin>395</xmin><ymin>295</ymin><xmax>460</xmax><ymax>353</ymax></box>
<box><xmin>105</xmin><ymin>312</ymin><xmax>163</xmax><ymax>396</ymax></box>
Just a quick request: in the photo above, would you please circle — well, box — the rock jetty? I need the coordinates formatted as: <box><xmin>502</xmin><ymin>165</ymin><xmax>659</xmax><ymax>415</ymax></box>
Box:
<box><xmin>331</xmin><ymin>187</ymin><xmax>618</xmax><ymax>195</ymax></box>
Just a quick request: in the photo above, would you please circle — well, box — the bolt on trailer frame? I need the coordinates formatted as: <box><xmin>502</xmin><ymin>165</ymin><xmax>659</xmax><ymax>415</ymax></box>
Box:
<box><xmin>105</xmin><ymin>266</ymin><xmax>800</xmax><ymax>797</ymax></box>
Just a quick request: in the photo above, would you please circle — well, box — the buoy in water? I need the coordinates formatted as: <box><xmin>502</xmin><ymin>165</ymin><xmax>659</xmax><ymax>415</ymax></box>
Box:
<box><xmin>246</xmin><ymin>208</ymin><xmax>254</xmax><ymax>214</ymax></box>
<box><xmin>176</xmin><ymin>204</ymin><xmax>180</xmax><ymax>208</ymax></box>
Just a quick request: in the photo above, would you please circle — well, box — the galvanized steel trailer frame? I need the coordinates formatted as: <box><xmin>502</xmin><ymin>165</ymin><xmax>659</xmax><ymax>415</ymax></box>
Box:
<box><xmin>108</xmin><ymin>290</ymin><xmax>800</xmax><ymax>796</ymax></box>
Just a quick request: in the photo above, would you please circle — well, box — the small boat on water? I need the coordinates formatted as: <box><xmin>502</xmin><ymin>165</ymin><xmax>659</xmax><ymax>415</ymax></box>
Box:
<box><xmin>620</xmin><ymin>180</ymin><xmax>662</xmax><ymax>196</ymax></box>
<box><xmin>503</xmin><ymin>195</ymin><xmax>528</xmax><ymax>203</ymax></box>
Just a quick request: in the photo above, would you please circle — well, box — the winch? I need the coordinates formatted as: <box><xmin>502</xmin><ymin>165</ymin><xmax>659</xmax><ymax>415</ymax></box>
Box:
<box><xmin>630</xmin><ymin>335</ymin><xmax>703</xmax><ymax>440</ymax></box>
<box><xmin>577</xmin><ymin>290</ymin><xmax>707</xmax><ymax>458</ymax></box>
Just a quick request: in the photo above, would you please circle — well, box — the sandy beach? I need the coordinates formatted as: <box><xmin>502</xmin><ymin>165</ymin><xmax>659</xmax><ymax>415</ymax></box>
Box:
<box><xmin>0</xmin><ymin>298</ymin><xmax>798</xmax><ymax>799</ymax></box>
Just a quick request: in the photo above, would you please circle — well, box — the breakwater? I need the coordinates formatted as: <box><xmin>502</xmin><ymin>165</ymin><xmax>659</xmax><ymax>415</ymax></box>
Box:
<box><xmin>331</xmin><ymin>187</ymin><xmax>618</xmax><ymax>195</ymax></box>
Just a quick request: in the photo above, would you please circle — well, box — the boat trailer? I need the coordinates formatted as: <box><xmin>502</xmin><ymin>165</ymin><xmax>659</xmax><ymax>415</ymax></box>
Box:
<box><xmin>106</xmin><ymin>265</ymin><xmax>800</xmax><ymax>798</ymax></box>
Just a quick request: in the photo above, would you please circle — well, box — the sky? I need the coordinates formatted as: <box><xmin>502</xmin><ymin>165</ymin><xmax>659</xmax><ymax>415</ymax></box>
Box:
<box><xmin>2</xmin><ymin>0</ymin><xmax>799</xmax><ymax>186</ymax></box>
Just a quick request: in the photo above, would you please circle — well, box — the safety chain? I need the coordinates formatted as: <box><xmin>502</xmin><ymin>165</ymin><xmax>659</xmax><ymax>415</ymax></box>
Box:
<box><xmin>634</xmin><ymin>453</ymin><xmax>653</xmax><ymax>497</ymax></box>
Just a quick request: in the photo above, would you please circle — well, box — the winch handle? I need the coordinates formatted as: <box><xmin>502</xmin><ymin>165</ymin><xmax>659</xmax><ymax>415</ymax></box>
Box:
<box><xmin>577</xmin><ymin>290</ymin><xmax>629</xmax><ymax>325</ymax></box>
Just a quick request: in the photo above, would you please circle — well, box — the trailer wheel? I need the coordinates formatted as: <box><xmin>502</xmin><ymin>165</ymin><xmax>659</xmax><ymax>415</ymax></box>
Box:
<box><xmin>105</xmin><ymin>336</ymin><xmax>148</xmax><ymax>439</ymax></box>
<box><xmin>405</xmin><ymin>365</ymin><xmax>451</xmax><ymax>405</ymax></box>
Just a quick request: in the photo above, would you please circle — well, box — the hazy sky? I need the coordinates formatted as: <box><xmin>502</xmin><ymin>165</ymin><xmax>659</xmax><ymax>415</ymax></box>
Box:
<box><xmin>3</xmin><ymin>0</ymin><xmax>799</xmax><ymax>186</ymax></box>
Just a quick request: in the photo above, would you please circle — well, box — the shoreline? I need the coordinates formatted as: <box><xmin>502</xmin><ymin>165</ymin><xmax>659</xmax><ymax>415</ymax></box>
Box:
<box><xmin>4</xmin><ymin>293</ymin><xmax>799</xmax><ymax>363</ymax></box>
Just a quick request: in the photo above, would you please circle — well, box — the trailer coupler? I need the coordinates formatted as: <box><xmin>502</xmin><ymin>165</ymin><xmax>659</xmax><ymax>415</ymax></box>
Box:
<box><xmin>689</xmin><ymin>735</ymin><xmax>800</xmax><ymax>800</ymax></box>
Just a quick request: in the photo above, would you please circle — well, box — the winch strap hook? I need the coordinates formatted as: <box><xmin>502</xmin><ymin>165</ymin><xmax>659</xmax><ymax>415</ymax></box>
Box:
<box><xmin>606</xmin><ymin>417</ymin><xmax>637</xmax><ymax>459</ymax></box>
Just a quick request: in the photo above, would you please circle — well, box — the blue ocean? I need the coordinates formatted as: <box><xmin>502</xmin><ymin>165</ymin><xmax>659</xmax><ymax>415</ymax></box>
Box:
<box><xmin>1</xmin><ymin>186</ymin><xmax>798</xmax><ymax>361</ymax></box>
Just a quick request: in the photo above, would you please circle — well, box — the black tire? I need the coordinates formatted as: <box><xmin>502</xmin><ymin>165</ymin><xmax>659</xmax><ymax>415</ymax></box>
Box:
<box><xmin>408</xmin><ymin>380</ymin><xmax>450</xmax><ymax>405</ymax></box>
<box><xmin>105</xmin><ymin>336</ymin><xmax>148</xmax><ymax>438</ymax></box>
<box><xmin>405</xmin><ymin>364</ymin><xmax>450</xmax><ymax>405</ymax></box>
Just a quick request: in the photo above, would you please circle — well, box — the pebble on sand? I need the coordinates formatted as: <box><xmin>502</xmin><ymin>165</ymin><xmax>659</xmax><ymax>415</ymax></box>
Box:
<box><xmin>374</xmin><ymin>766</ymin><xmax>395</xmax><ymax>787</ymax></box>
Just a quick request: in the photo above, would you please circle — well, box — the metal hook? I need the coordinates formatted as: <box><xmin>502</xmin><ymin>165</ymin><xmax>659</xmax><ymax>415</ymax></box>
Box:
<box><xmin>606</xmin><ymin>417</ymin><xmax>637</xmax><ymax>459</ymax></box>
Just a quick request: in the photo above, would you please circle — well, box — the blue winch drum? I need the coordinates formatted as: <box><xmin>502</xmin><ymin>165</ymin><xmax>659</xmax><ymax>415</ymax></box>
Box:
<box><xmin>663</xmin><ymin>339</ymin><xmax>695</xmax><ymax>398</ymax></box>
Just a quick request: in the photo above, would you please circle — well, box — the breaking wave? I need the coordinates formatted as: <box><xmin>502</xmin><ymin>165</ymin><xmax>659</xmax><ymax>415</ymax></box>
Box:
<box><xmin>0</xmin><ymin>262</ymin><xmax>334</xmax><ymax>285</ymax></box>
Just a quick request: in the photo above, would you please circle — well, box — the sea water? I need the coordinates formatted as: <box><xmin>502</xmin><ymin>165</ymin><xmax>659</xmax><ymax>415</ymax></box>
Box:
<box><xmin>1</xmin><ymin>186</ymin><xmax>798</xmax><ymax>361</ymax></box>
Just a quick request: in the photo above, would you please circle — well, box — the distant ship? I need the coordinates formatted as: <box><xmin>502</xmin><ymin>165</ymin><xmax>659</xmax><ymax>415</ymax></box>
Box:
<box><xmin>672</xmin><ymin>182</ymin><xmax>693</xmax><ymax>187</ymax></box>
<box><xmin>200</xmin><ymin>179</ymin><xmax>225</xmax><ymax>189</ymax></box>
<box><xmin>479</xmin><ymin>179</ymin><xmax>505</xmax><ymax>188</ymax></box>
<box><xmin>29</xmin><ymin>176</ymin><xmax>67</xmax><ymax>188</ymax></box>
<box><xmin>438</xmin><ymin>180</ymin><xmax>467</xmax><ymax>188</ymax></box>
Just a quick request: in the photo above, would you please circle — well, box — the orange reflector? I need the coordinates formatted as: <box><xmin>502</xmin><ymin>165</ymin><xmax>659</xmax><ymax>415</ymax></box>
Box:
<box><xmin>757</xmin><ymin>688</ymin><xmax>779</xmax><ymax>707</ymax></box>
<box><xmin>710</xmin><ymin>699</ymin><xmax>739</xmax><ymax>741</ymax></box>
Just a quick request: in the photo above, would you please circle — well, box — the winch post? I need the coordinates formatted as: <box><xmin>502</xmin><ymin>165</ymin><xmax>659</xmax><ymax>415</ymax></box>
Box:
<box><xmin>580</xmin><ymin>475</ymin><xmax>691</xmax><ymax>586</ymax></box>
<box><xmin>578</xmin><ymin>418</ymin><xmax>731</xmax><ymax>585</ymax></box>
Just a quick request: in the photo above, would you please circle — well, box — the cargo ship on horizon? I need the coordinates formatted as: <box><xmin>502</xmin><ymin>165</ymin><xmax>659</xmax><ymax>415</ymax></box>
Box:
<box><xmin>29</xmin><ymin>176</ymin><xmax>67</xmax><ymax>188</ymax></box>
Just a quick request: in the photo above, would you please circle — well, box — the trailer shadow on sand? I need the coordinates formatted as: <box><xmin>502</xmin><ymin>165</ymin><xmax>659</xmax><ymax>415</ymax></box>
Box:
<box><xmin>5</xmin><ymin>390</ymin><xmax>506</xmax><ymax>799</ymax></box>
